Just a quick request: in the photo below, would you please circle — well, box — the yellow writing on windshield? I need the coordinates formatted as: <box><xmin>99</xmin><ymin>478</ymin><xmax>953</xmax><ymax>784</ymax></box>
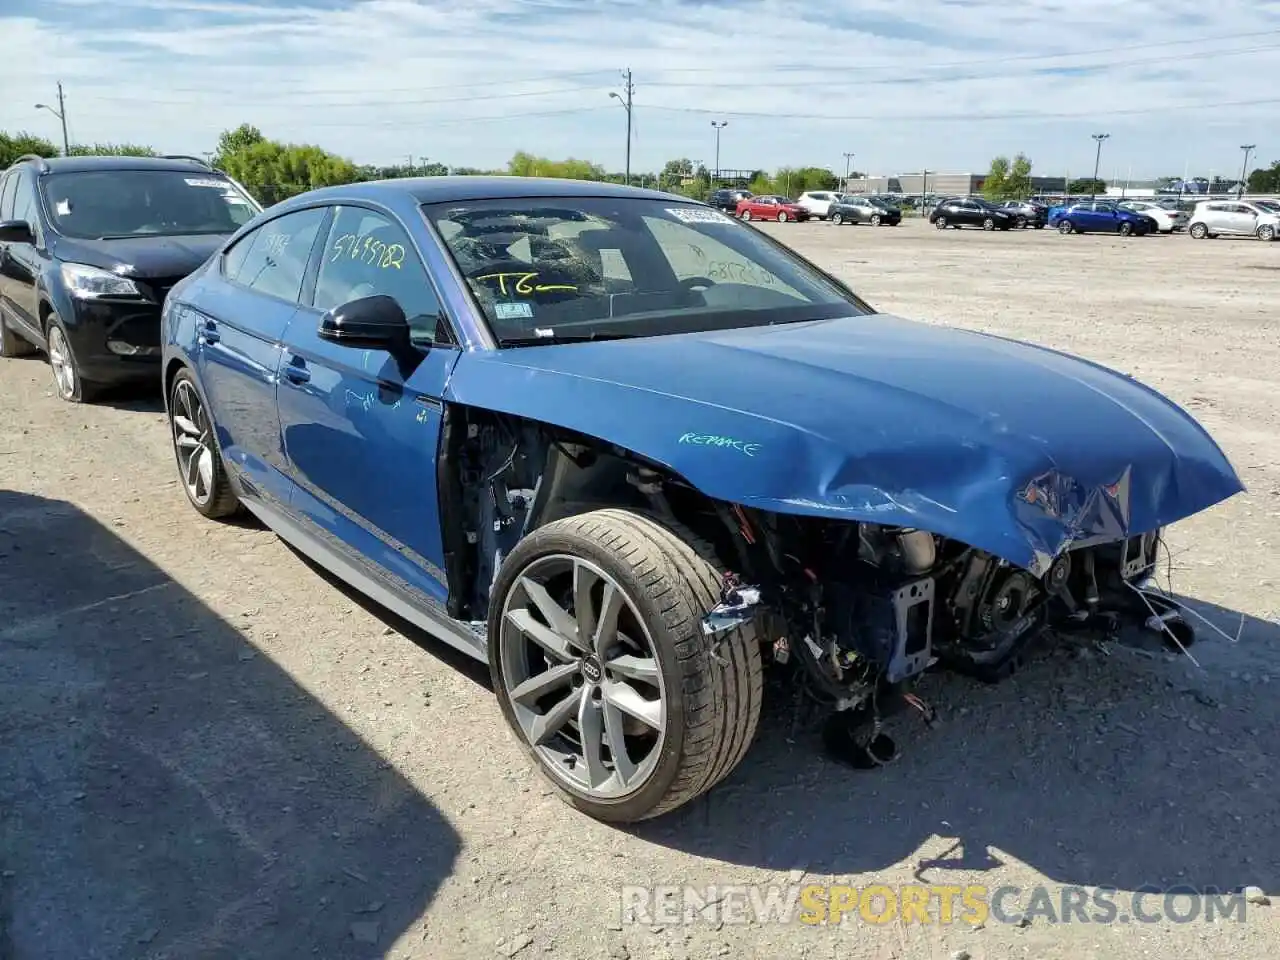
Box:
<box><xmin>473</xmin><ymin>272</ymin><xmax>577</xmax><ymax>295</ymax></box>
<box><xmin>331</xmin><ymin>233</ymin><xmax>404</xmax><ymax>269</ymax></box>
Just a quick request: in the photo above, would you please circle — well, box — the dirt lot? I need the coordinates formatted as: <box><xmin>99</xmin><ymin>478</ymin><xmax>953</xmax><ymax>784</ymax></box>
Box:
<box><xmin>2</xmin><ymin>218</ymin><xmax>1277</xmax><ymax>960</ymax></box>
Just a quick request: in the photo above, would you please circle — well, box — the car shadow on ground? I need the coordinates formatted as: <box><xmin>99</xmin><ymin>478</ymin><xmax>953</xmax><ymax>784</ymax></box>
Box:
<box><xmin>635</xmin><ymin>598</ymin><xmax>1279</xmax><ymax>896</ymax></box>
<box><xmin>0</xmin><ymin>491</ymin><xmax>460</xmax><ymax>959</ymax></box>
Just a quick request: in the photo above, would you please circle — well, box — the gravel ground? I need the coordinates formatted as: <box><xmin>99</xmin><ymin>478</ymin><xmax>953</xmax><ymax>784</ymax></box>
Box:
<box><xmin>1</xmin><ymin>218</ymin><xmax>1277</xmax><ymax>960</ymax></box>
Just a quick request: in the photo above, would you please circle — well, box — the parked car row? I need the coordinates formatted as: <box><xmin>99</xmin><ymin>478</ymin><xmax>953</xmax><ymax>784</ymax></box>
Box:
<box><xmin>0</xmin><ymin>159</ymin><xmax>1243</xmax><ymax>826</ymax></box>
<box><xmin>707</xmin><ymin>188</ymin><xmax>904</xmax><ymax>226</ymax></box>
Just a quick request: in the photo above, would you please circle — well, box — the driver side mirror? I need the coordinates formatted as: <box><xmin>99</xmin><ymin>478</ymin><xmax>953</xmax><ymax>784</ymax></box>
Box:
<box><xmin>0</xmin><ymin>220</ymin><xmax>35</xmax><ymax>244</ymax></box>
<box><xmin>318</xmin><ymin>294</ymin><xmax>411</xmax><ymax>352</ymax></box>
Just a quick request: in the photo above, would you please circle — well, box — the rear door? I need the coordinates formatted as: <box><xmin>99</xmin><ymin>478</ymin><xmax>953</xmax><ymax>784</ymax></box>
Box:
<box><xmin>276</xmin><ymin>202</ymin><xmax>460</xmax><ymax>607</ymax></box>
<box><xmin>189</xmin><ymin>205</ymin><xmax>330</xmax><ymax>507</ymax></box>
<box><xmin>1</xmin><ymin>169</ymin><xmax>47</xmax><ymax>338</ymax></box>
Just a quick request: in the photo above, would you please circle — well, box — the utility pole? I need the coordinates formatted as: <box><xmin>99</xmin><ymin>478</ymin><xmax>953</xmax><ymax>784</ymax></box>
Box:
<box><xmin>1239</xmin><ymin>144</ymin><xmax>1256</xmax><ymax>198</ymax></box>
<box><xmin>609</xmin><ymin>69</ymin><xmax>634</xmax><ymax>186</ymax></box>
<box><xmin>407</xmin><ymin>155</ymin><xmax>414</xmax><ymax>176</ymax></box>
<box><xmin>1090</xmin><ymin>133</ymin><xmax>1110</xmax><ymax>198</ymax></box>
<box><xmin>842</xmin><ymin>152</ymin><xmax>855</xmax><ymax>191</ymax></box>
<box><xmin>35</xmin><ymin>82</ymin><xmax>70</xmax><ymax>156</ymax></box>
<box><xmin>711</xmin><ymin>120</ymin><xmax>728</xmax><ymax>185</ymax></box>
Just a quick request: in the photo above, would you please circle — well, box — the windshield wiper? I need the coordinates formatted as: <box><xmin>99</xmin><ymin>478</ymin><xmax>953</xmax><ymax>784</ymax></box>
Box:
<box><xmin>497</xmin><ymin>331</ymin><xmax>638</xmax><ymax>347</ymax></box>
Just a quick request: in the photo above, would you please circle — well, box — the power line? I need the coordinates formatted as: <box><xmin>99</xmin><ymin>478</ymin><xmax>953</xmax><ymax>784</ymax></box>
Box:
<box><xmin>638</xmin><ymin>95</ymin><xmax>1280</xmax><ymax>123</ymax></box>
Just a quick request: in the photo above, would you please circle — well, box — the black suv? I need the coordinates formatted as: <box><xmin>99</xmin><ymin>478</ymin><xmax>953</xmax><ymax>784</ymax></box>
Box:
<box><xmin>707</xmin><ymin>188</ymin><xmax>753</xmax><ymax>212</ymax></box>
<box><xmin>0</xmin><ymin>154</ymin><xmax>261</xmax><ymax>401</ymax></box>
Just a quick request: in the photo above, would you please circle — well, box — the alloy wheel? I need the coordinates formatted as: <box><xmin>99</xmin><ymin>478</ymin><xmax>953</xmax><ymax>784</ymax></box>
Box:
<box><xmin>499</xmin><ymin>554</ymin><xmax>666</xmax><ymax>799</ymax></box>
<box><xmin>1258</xmin><ymin>225</ymin><xmax>1276</xmax><ymax>241</ymax></box>
<box><xmin>46</xmin><ymin>325</ymin><xmax>79</xmax><ymax>400</ymax></box>
<box><xmin>171</xmin><ymin>378</ymin><xmax>217</xmax><ymax>507</ymax></box>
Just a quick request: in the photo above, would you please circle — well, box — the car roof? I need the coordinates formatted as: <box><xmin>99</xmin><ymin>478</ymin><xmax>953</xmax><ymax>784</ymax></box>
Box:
<box><xmin>277</xmin><ymin>176</ymin><xmax>687</xmax><ymax>208</ymax></box>
<box><xmin>8</xmin><ymin>155</ymin><xmax>227</xmax><ymax>175</ymax></box>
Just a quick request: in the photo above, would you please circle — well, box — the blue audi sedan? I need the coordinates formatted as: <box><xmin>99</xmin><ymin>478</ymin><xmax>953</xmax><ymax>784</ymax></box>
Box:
<box><xmin>161</xmin><ymin>177</ymin><xmax>1241</xmax><ymax>823</ymax></box>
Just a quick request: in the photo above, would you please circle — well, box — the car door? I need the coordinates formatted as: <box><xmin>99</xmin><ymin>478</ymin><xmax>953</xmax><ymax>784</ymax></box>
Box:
<box><xmin>1229</xmin><ymin>203</ymin><xmax>1259</xmax><ymax>235</ymax></box>
<box><xmin>276</xmin><ymin>203</ymin><xmax>460</xmax><ymax>607</ymax></box>
<box><xmin>191</xmin><ymin>205</ymin><xmax>329</xmax><ymax>507</ymax></box>
<box><xmin>1201</xmin><ymin>203</ymin><xmax>1229</xmax><ymax>233</ymax></box>
<box><xmin>0</xmin><ymin>170</ymin><xmax>15</xmax><ymax>322</ymax></box>
<box><xmin>1</xmin><ymin>169</ymin><xmax>47</xmax><ymax>340</ymax></box>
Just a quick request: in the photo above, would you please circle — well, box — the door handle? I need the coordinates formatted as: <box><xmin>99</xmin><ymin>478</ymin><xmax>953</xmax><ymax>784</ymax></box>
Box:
<box><xmin>283</xmin><ymin>359</ymin><xmax>310</xmax><ymax>384</ymax></box>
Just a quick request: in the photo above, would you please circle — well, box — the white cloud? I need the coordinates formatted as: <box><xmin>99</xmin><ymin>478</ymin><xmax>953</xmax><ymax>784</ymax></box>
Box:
<box><xmin>3</xmin><ymin>0</ymin><xmax>1279</xmax><ymax>177</ymax></box>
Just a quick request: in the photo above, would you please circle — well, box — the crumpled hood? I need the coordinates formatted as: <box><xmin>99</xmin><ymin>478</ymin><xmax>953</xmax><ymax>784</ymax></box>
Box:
<box><xmin>51</xmin><ymin>234</ymin><xmax>226</xmax><ymax>279</ymax></box>
<box><xmin>445</xmin><ymin>314</ymin><xmax>1243</xmax><ymax>575</ymax></box>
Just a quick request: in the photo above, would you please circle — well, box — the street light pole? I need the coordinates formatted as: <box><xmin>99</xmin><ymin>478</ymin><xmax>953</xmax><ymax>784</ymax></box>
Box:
<box><xmin>35</xmin><ymin>81</ymin><xmax>70</xmax><ymax>156</ymax></box>
<box><xmin>1090</xmin><ymin>133</ymin><xmax>1110</xmax><ymax>199</ymax></box>
<box><xmin>711</xmin><ymin>120</ymin><xmax>727</xmax><ymax>184</ymax></box>
<box><xmin>842</xmin><ymin>152</ymin><xmax>855</xmax><ymax>191</ymax></box>
<box><xmin>609</xmin><ymin>69</ymin><xmax>635</xmax><ymax>186</ymax></box>
<box><xmin>1239</xmin><ymin>143</ymin><xmax>1256</xmax><ymax>198</ymax></box>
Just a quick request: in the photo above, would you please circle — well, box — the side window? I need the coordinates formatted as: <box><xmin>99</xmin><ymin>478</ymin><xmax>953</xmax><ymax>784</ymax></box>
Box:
<box><xmin>233</xmin><ymin>207</ymin><xmax>327</xmax><ymax>303</ymax></box>
<box><xmin>314</xmin><ymin>206</ymin><xmax>447</xmax><ymax>345</ymax></box>
<box><xmin>221</xmin><ymin>231</ymin><xmax>256</xmax><ymax>282</ymax></box>
<box><xmin>11</xmin><ymin>173</ymin><xmax>38</xmax><ymax>226</ymax></box>
<box><xmin>0</xmin><ymin>173</ymin><xmax>15</xmax><ymax>220</ymax></box>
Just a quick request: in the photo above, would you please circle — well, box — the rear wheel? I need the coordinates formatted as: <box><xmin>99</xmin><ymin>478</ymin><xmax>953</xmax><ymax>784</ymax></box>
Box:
<box><xmin>982</xmin><ymin>217</ymin><xmax>996</xmax><ymax>231</ymax></box>
<box><xmin>831</xmin><ymin>212</ymin><xmax>844</xmax><ymax>225</ymax></box>
<box><xmin>168</xmin><ymin>368</ymin><xmax>240</xmax><ymax>518</ymax></box>
<box><xmin>934</xmin><ymin>216</ymin><xmax>947</xmax><ymax>229</ymax></box>
<box><xmin>1015</xmin><ymin>216</ymin><xmax>1027</xmax><ymax>228</ymax></box>
<box><xmin>1058</xmin><ymin>220</ymin><xmax>1075</xmax><ymax>235</ymax></box>
<box><xmin>1189</xmin><ymin>222</ymin><xmax>1208</xmax><ymax>239</ymax></box>
<box><xmin>489</xmin><ymin>509</ymin><xmax>763</xmax><ymax>823</ymax></box>
<box><xmin>739</xmin><ymin>210</ymin><xmax>751</xmax><ymax>221</ymax></box>
<box><xmin>1119</xmin><ymin>222</ymin><xmax>1134</xmax><ymax>237</ymax></box>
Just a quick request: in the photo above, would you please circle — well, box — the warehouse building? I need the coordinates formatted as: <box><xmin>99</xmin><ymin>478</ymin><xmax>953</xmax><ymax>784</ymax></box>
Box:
<box><xmin>842</xmin><ymin>173</ymin><xmax>1076</xmax><ymax>196</ymax></box>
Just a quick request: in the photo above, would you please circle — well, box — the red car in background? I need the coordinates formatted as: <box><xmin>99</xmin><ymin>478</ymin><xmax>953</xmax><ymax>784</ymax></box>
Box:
<box><xmin>735</xmin><ymin>195</ymin><xmax>809</xmax><ymax>222</ymax></box>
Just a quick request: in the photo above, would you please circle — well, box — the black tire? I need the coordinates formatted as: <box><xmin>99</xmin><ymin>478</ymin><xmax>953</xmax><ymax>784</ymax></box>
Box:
<box><xmin>982</xmin><ymin>217</ymin><xmax>996</xmax><ymax>231</ymax></box>
<box><xmin>776</xmin><ymin>211</ymin><xmax>788</xmax><ymax>223</ymax></box>
<box><xmin>488</xmin><ymin>508</ymin><xmax>764</xmax><ymax>823</ymax></box>
<box><xmin>0</xmin><ymin>313</ymin><xmax>36</xmax><ymax>358</ymax></box>
<box><xmin>1015</xmin><ymin>217</ymin><xmax>1027</xmax><ymax>228</ymax></box>
<box><xmin>1035</xmin><ymin>222</ymin><xmax>1046</xmax><ymax>229</ymax></box>
<box><xmin>934</xmin><ymin>216</ymin><xmax>947</xmax><ymax>229</ymax></box>
<box><xmin>168</xmin><ymin>367</ymin><xmax>240</xmax><ymax>519</ymax></box>
<box><xmin>739</xmin><ymin>210</ymin><xmax>751</xmax><ymax>221</ymax></box>
<box><xmin>1189</xmin><ymin>222</ymin><xmax>1208</xmax><ymax>239</ymax></box>
<box><xmin>1258</xmin><ymin>225</ymin><xmax>1276</xmax><ymax>241</ymax></box>
<box><xmin>45</xmin><ymin>314</ymin><xmax>100</xmax><ymax>403</ymax></box>
<box><xmin>1119</xmin><ymin>222</ymin><xmax>1134</xmax><ymax>237</ymax></box>
<box><xmin>870</xmin><ymin>214</ymin><xmax>881</xmax><ymax>226</ymax></box>
<box><xmin>1058</xmin><ymin>220</ymin><xmax>1075</xmax><ymax>235</ymax></box>
<box><xmin>830</xmin><ymin>212</ymin><xmax>844</xmax><ymax>225</ymax></box>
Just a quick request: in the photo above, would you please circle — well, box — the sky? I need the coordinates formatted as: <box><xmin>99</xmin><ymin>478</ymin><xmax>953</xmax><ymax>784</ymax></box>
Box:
<box><xmin>3</xmin><ymin>0</ymin><xmax>1280</xmax><ymax>179</ymax></box>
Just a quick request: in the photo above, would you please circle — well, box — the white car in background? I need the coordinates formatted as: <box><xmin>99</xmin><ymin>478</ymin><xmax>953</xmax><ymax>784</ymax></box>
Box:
<box><xmin>795</xmin><ymin>190</ymin><xmax>842</xmax><ymax>220</ymax></box>
<box><xmin>1119</xmin><ymin>200</ymin><xmax>1187</xmax><ymax>233</ymax></box>
<box><xmin>1188</xmin><ymin>200</ymin><xmax>1280</xmax><ymax>241</ymax></box>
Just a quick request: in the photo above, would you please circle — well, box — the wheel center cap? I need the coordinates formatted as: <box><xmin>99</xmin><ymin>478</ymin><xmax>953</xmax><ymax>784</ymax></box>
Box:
<box><xmin>581</xmin><ymin>656</ymin><xmax>603</xmax><ymax>685</ymax></box>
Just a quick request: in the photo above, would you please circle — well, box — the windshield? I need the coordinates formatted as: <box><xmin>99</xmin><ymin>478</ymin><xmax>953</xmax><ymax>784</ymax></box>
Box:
<box><xmin>424</xmin><ymin>197</ymin><xmax>869</xmax><ymax>345</ymax></box>
<box><xmin>40</xmin><ymin>170</ymin><xmax>259</xmax><ymax>240</ymax></box>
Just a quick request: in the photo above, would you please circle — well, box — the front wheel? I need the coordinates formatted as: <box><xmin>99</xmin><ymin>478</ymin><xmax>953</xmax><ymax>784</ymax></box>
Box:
<box><xmin>168</xmin><ymin>368</ymin><xmax>240</xmax><ymax>518</ymax></box>
<box><xmin>1015</xmin><ymin>217</ymin><xmax>1027</xmax><ymax>228</ymax></box>
<box><xmin>46</xmin><ymin>318</ymin><xmax>99</xmax><ymax>403</ymax></box>
<box><xmin>1258</xmin><ymin>225</ymin><xmax>1276</xmax><ymax>241</ymax></box>
<box><xmin>934</xmin><ymin>216</ymin><xmax>947</xmax><ymax>229</ymax></box>
<box><xmin>776</xmin><ymin>211</ymin><xmax>788</xmax><ymax>222</ymax></box>
<box><xmin>1119</xmin><ymin>222</ymin><xmax>1134</xmax><ymax>237</ymax></box>
<box><xmin>1058</xmin><ymin>220</ymin><xmax>1075</xmax><ymax>235</ymax></box>
<box><xmin>870</xmin><ymin>214</ymin><xmax>882</xmax><ymax>226</ymax></box>
<box><xmin>831</xmin><ymin>212</ymin><xmax>844</xmax><ymax>225</ymax></box>
<box><xmin>489</xmin><ymin>509</ymin><xmax>764</xmax><ymax>823</ymax></box>
<box><xmin>739</xmin><ymin>209</ymin><xmax>751</xmax><ymax>221</ymax></box>
<box><xmin>1189</xmin><ymin>222</ymin><xmax>1208</xmax><ymax>239</ymax></box>
<box><xmin>983</xmin><ymin>217</ymin><xmax>996</xmax><ymax>231</ymax></box>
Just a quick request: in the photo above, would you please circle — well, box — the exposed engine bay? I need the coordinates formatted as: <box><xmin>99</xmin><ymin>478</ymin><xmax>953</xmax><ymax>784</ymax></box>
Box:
<box><xmin>441</xmin><ymin>408</ymin><xmax>1193</xmax><ymax>767</ymax></box>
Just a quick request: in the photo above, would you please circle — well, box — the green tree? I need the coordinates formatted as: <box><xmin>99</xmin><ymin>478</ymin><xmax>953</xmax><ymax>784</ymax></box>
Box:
<box><xmin>220</xmin><ymin>138</ymin><xmax>360</xmax><ymax>205</ymax></box>
<box><xmin>507</xmin><ymin>151</ymin><xmax>604</xmax><ymax>180</ymax></box>
<box><xmin>1006</xmin><ymin>153</ymin><xmax>1033</xmax><ymax>200</ymax></box>
<box><xmin>1248</xmin><ymin>162</ymin><xmax>1280</xmax><ymax>193</ymax></box>
<box><xmin>982</xmin><ymin>155</ymin><xmax>1010</xmax><ymax>201</ymax></box>
<box><xmin>213</xmin><ymin>123</ymin><xmax>265</xmax><ymax>168</ymax></box>
<box><xmin>1068</xmin><ymin>177</ymin><xmax>1106</xmax><ymax>195</ymax></box>
<box><xmin>0</xmin><ymin>131</ymin><xmax>59</xmax><ymax>168</ymax></box>
<box><xmin>67</xmin><ymin>143</ymin><xmax>156</xmax><ymax>157</ymax></box>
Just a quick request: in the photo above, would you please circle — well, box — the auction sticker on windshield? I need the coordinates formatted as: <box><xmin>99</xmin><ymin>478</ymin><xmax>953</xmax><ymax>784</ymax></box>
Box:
<box><xmin>666</xmin><ymin>208</ymin><xmax>735</xmax><ymax>225</ymax></box>
<box><xmin>185</xmin><ymin>178</ymin><xmax>230</xmax><ymax>188</ymax></box>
